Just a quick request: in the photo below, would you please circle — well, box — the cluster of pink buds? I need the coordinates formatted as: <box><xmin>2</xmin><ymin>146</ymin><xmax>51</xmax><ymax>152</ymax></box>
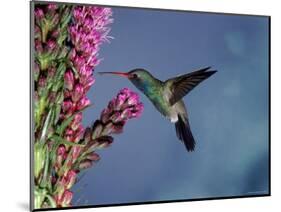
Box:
<box><xmin>72</xmin><ymin>88</ymin><xmax>144</xmax><ymax>171</ymax></box>
<box><xmin>60</xmin><ymin>6</ymin><xmax>113</xmax><ymax>142</ymax></box>
<box><xmin>92</xmin><ymin>88</ymin><xmax>144</xmax><ymax>141</ymax></box>
<box><xmin>52</xmin><ymin>6</ymin><xmax>114</xmax><ymax>207</ymax></box>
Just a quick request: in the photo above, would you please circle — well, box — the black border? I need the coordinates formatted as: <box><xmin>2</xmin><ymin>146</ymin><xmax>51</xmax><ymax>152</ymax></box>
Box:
<box><xmin>30</xmin><ymin>1</ymin><xmax>271</xmax><ymax>211</ymax></box>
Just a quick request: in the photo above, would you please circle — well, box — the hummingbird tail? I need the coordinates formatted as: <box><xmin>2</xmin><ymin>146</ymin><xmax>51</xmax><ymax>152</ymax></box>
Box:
<box><xmin>175</xmin><ymin>115</ymin><xmax>196</xmax><ymax>152</ymax></box>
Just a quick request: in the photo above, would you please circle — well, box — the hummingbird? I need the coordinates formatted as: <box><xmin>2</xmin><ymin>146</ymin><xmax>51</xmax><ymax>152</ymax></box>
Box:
<box><xmin>99</xmin><ymin>67</ymin><xmax>217</xmax><ymax>152</ymax></box>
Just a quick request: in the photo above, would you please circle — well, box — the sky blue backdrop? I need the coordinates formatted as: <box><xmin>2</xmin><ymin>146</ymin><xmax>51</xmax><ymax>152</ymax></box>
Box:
<box><xmin>72</xmin><ymin>7</ymin><xmax>269</xmax><ymax>206</ymax></box>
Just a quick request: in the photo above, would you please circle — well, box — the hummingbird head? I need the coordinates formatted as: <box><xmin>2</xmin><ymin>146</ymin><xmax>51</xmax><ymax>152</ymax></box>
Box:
<box><xmin>98</xmin><ymin>68</ymin><xmax>155</xmax><ymax>93</ymax></box>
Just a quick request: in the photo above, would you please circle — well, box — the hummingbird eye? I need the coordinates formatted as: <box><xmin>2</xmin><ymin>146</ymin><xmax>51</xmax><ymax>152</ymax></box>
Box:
<box><xmin>132</xmin><ymin>73</ymin><xmax>138</xmax><ymax>79</ymax></box>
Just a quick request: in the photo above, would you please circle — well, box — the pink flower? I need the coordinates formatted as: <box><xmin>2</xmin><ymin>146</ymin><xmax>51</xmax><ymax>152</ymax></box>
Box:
<box><xmin>68</xmin><ymin>6</ymin><xmax>113</xmax><ymax>92</ymax></box>
<box><xmin>57</xmin><ymin>145</ymin><xmax>66</xmax><ymax>156</ymax></box>
<box><xmin>76</xmin><ymin>96</ymin><xmax>91</xmax><ymax>110</ymax></box>
<box><xmin>73</xmin><ymin>125</ymin><xmax>85</xmax><ymax>143</ymax></box>
<box><xmin>89</xmin><ymin>88</ymin><xmax>144</xmax><ymax>138</ymax></box>
<box><xmin>70</xmin><ymin>113</ymin><xmax>83</xmax><ymax>130</ymax></box>
<box><xmin>62</xmin><ymin>100</ymin><xmax>73</xmax><ymax>113</ymax></box>
<box><xmin>131</xmin><ymin>103</ymin><xmax>144</xmax><ymax>118</ymax></box>
<box><xmin>35</xmin><ymin>8</ymin><xmax>44</xmax><ymax>20</ymax></box>
<box><xmin>71</xmin><ymin>84</ymin><xmax>84</xmax><ymax>102</ymax></box>
<box><xmin>127</xmin><ymin>92</ymin><xmax>139</xmax><ymax>105</ymax></box>
<box><xmin>60</xmin><ymin>190</ymin><xmax>73</xmax><ymax>207</ymax></box>
<box><xmin>47</xmin><ymin>3</ymin><xmax>58</xmax><ymax>11</ymax></box>
<box><xmin>63</xmin><ymin>170</ymin><xmax>77</xmax><ymax>189</ymax></box>
<box><xmin>46</xmin><ymin>40</ymin><xmax>56</xmax><ymax>51</ymax></box>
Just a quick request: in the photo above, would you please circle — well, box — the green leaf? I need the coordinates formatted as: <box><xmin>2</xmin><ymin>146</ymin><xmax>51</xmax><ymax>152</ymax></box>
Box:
<box><xmin>56</xmin><ymin>104</ymin><xmax>92</xmax><ymax>136</ymax></box>
<box><xmin>39</xmin><ymin>109</ymin><xmax>53</xmax><ymax>144</ymax></box>
<box><xmin>40</xmin><ymin>146</ymin><xmax>50</xmax><ymax>188</ymax></box>
<box><xmin>69</xmin><ymin>62</ymin><xmax>79</xmax><ymax>79</ymax></box>
<box><xmin>56</xmin><ymin>114</ymin><xmax>75</xmax><ymax>136</ymax></box>
<box><xmin>53</xmin><ymin>104</ymin><xmax>61</xmax><ymax>125</ymax></box>
<box><xmin>45</xmin><ymin>194</ymin><xmax>57</xmax><ymax>208</ymax></box>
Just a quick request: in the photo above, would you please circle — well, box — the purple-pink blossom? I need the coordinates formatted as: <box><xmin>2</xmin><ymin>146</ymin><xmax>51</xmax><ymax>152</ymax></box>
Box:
<box><xmin>101</xmin><ymin>88</ymin><xmax>144</xmax><ymax>124</ymax></box>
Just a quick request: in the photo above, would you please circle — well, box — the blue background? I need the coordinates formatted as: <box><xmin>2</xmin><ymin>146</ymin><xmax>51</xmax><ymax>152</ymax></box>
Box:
<box><xmin>72</xmin><ymin>7</ymin><xmax>269</xmax><ymax>206</ymax></box>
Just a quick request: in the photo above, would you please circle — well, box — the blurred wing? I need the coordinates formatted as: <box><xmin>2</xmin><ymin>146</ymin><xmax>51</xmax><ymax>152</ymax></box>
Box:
<box><xmin>166</xmin><ymin>67</ymin><xmax>217</xmax><ymax>105</ymax></box>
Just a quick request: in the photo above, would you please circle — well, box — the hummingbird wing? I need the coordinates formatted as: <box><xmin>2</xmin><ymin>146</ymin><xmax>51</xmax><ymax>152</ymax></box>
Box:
<box><xmin>166</xmin><ymin>67</ymin><xmax>217</xmax><ymax>106</ymax></box>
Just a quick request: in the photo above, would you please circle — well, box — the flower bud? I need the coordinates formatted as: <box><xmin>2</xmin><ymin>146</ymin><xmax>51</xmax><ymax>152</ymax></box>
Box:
<box><xmin>91</xmin><ymin>120</ymin><xmax>103</xmax><ymax>139</ymax></box>
<box><xmin>35</xmin><ymin>39</ymin><xmax>43</xmax><ymax>54</ymax></box>
<box><xmin>115</xmin><ymin>93</ymin><xmax>127</xmax><ymax>110</ymax></box>
<box><xmin>72</xmin><ymin>146</ymin><xmax>82</xmax><ymax>161</ymax></box>
<box><xmin>35</xmin><ymin>8</ymin><xmax>44</xmax><ymax>21</ymax></box>
<box><xmin>46</xmin><ymin>40</ymin><xmax>57</xmax><ymax>52</ymax></box>
<box><xmin>127</xmin><ymin>92</ymin><xmax>139</xmax><ymax>106</ymax></box>
<box><xmin>111</xmin><ymin>122</ymin><xmax>124</xmax><ymax>134</ymax></box>
<box><xmin>110</xmin><ymin>111</ymin><xmax>123</xmax><ymax>123</ymax></box>
<box><xmin>64</xmin><ymin>170</ymin><xmax>77</xmax><ymax>189</ymax></box>
<box><xmin>71</xmin><ymin>84</ymin><xmax>84</xmax><ymax>102</ymax></box>
<box><xmin>73</xmin><ymin>125</ymin><xmax>84</xmax><ymax>143</ymax></box>
<box><xmin>82</xmin><ymin>128</ymin><xmax>90</xmax><ymax>143</ymax></box>
<box><xmin>62</xmin><ymin>100</ymin><xmax>73</xmax><ymax>113</ymax></box>
<box><xmin>89</xmin><ymin>136</ymin><xmax>113</xmax><ymax>150</ymax></box>
<box><xmin>38</xmin><ymin>76</ymin><xmax>47</xmax><ymax>94</ymax></box>
<box><xmin>70</xmin><ymin>113</ymin><xmax>82</xmax><ymax>130</ymax></box>
<box><xmin>60</xmin><ymin>190</ymin><xmax>73</xmax><ymax>207</ymax></box>
<box><xmin>47</xmin><ymin>66</ymin><xmax>56</xmax><ymax>79</ymax></box>
<box><xmin>47</xmin><ymin>4</ymin><xmax>58</xmax><ymax>12</ymax></box>
<box><xmin>86</xmin><ymin>152</ymin><xmax>100</xmax><ymax>161</ymax></box>
<box><xmin>76</xmin><ymin>96</ymin><xmax>90</xmax><ymax>110</ymax></box>
<box><xmin>131</xmin><ymin>103</ymin><xmax>144</xmax><ymax>118</ymax></box>
<box><xmin>120</xmin><ymin>108</ymin><xmax>132</xmax><ymax>121</ymax></box>
<box><xmin>79</xmin><ymin>159</ymin><xmax>93</xmax><ymax>170</ymax></box>
<box><xmin>56</xmin><ymin>145</ymin><xmax>66</xmax><ymax>167</ymax></box>
<box><xmin>100</xmin><ymin>108</ymin><xmax>111</xmax><ymax>123</ymax></box>
<box><xmin>64</xmin><ymin>70</ymin><xmax>75</xmax><ymax>91</ymax></box>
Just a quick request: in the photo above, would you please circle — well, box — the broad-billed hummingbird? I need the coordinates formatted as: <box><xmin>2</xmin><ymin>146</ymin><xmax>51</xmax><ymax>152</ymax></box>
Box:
<box><xmin>99</xmin><ymin>67</ymin><xmax>217</xmax><ymax>152</ymax></box>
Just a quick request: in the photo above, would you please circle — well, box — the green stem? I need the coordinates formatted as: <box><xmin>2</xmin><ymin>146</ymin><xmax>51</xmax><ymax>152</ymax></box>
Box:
<box><xmin>34</xmin><ymin>187</ymin><xmax>47</xmax><ymax>209</ymax></box>
<box><xmin>45</xmin><ymin>194</ymin><xmax>57</xmax><ymax>208</ymax></box>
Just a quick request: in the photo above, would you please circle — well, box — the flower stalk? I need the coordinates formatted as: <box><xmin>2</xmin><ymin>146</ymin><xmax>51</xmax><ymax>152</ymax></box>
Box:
<box><xmin>33</xmin><ymin>3</ymin><xmax>143</xmax><ymax>209</ymax></box>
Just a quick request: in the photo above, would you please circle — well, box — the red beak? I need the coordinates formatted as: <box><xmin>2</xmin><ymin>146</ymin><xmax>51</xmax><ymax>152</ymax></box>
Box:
<box><xmin>98</xmin><ymin>71</ymin><xmax>129</xmax><ymax>78</ymax></box>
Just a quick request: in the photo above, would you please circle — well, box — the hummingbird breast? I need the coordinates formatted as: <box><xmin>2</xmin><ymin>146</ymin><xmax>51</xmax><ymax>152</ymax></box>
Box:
<box><xmin>146</xmin><ymin>86</ymin><xmax>186</xmax><ymax>123</ymax></box>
